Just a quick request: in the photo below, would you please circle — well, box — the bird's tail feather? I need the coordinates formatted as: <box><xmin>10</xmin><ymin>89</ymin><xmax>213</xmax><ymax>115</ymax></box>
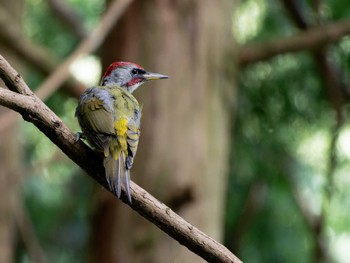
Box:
<box><xmin>116</xmin><ymin>157</ymin><xmax>121</xmax><ymax>198</ymax></box>
<box><xmin>103</xmin><ymin>155</ymin><xmax>120</xmax><ymax>198</ymax></box>
<box><xmin>103</xmin><ymin>152</ymin><xmax>132</xmax><ymax>203</ymax></box>
<box><xmin>121</xmin><ymin>152</ymin><xmax>132</xmax><ymax>204</ymax></box>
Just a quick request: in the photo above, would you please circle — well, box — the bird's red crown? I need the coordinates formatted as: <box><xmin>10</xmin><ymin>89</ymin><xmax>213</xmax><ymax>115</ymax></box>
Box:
<box><xmin>102</xmin><ymin>61</ymin><xmax>143</xmax><ymax>79</ymax></box>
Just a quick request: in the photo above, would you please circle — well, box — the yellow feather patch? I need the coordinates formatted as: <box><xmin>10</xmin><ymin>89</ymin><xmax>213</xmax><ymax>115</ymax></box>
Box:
<box><xmin>114</xmin><ymin>118</ymin><xmax>128</xmax><ymax>137</ymax></box>
<box><xmin>112</xmin><ymin>148</ymin><xmax>121</xmax><ymax>160</ymax></box>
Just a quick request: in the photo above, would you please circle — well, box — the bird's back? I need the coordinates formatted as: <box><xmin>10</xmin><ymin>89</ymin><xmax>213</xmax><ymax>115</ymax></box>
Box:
<box><xmin>75</xmin><ymin>85</ymin><xmax>141</xmax><ymax>158</ymax></box>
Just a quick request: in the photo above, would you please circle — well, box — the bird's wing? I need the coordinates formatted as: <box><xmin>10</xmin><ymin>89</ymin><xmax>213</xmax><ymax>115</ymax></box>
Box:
<box><xmin>76</xmin><ymin>87</ymin><xmax>115</xmax><ymax>153</ymax></box>
<box><xmin>123</xmin><ymin>94</ymin><xmax>141</xmax><ymax>170</ymax></box>
<box><xmin>125</xmin><ymin>121</ymin><xmax>140</xmax><ymax>169</ymax></box>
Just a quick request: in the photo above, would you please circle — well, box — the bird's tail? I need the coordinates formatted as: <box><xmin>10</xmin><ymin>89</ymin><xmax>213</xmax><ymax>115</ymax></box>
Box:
<box><xmin>103</xmin><ymin>152</ymin><xmax>132</xmax><ymax>204</ymax></box>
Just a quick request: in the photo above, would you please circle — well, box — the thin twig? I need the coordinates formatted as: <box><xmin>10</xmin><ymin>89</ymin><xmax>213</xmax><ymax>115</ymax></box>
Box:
<box><xmin>323</xmin><ymin>122</ymin><xmax>342</xmax><ymax>217</ymax></box>
<box><xmin>239</xmin><ymin>19</ymin><xmax>350</xmax><ymax>66</ymax></box>
<box><xmin>280</xmin><ymin>0</ymin><xmax>309</xmax><ymax>29</ymax></box>
<box><xmin>0</xmin><ymin>55</ymin><xmax>242</xmax><ymax>263</ymax></box>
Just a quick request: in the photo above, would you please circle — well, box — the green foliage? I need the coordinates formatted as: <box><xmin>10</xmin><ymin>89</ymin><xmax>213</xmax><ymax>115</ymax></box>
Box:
<box><xmin>23</xmin><ymin>0</ymin><xmax>104</xmax><ymax>57</ymax></box>
<box><xmin>227</xmin><ymin>1</ymin><xmax>350</xmax><ymax>262</ymax></box>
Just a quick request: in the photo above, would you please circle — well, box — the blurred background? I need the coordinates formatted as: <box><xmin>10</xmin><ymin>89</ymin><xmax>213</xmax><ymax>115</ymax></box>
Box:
<box><xmin>0</xmin><ymin>0</ymin><xmax>349</xmax><ymax>262</ymax></box>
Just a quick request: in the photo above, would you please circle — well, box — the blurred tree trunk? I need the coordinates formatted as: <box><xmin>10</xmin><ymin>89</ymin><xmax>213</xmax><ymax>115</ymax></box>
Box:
<box><xmin>0</xmin><ymin>0</ymin><xmax>23</xmax><ymax>262</ymax></box>
<box><xmin>0</xmin><ymin>115</ymin><xmax>20</xmax><ymax>263</ymax></box>
<box><xmin>90</xmin><ymin>1</ymin><xmax>235</xmax><ymax>262</ymax></box>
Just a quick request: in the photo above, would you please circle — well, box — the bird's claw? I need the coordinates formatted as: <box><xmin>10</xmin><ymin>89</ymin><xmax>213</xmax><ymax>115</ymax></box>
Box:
<box><xmin>75</xmin><ymin>132</ymin><xmax>85</xmax><ymax>142</ymax></box>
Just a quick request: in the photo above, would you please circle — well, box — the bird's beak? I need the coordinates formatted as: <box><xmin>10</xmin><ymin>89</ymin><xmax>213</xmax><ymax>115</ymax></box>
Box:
<box><xmin>143</xmin><ymin>72</ymin><xmax>169</xmax><ymax>81</ymax></box>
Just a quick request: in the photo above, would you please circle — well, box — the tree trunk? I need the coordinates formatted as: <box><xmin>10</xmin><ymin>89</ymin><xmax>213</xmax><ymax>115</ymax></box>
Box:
<box><xmin>90</xmin><ymin>1</ymin><xmax>236</xmax><ymax>262</ymax></box>
<box><xmin>0</xmin><ymin>1</ymin><xmax>23</xmax><ymax>262</ymax></box>
<box><xmin>0</xmin><ymin>115</ymin><xmax>21</xmax><ymax>263</ymax></box>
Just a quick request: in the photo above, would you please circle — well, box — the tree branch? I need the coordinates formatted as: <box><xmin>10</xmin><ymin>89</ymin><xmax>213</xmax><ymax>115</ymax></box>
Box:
<box><xmin>280</xmin><ymin>0</ymin><xmax>309</xmax><ymax>29</ymax></box>
<box><xmin>279</xmin><ymin>0</ymin><xmax>350</xmax><ymax>119</ymax></box>
<box><xmin>0</xmin><ymin>55</ymin><xmax>242</xmax><ymax>263</ymax></box>
<box><xmin>239</xmin><ymin>19</ymin><xmax>350</xmax><ymax>66</ymax></box>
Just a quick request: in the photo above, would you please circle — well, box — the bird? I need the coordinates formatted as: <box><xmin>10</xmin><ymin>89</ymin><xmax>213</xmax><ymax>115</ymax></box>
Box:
<box><xmin>75</xmin><ymin>62</ymin><xmax>168</xmax><ymax>203</ymax></box>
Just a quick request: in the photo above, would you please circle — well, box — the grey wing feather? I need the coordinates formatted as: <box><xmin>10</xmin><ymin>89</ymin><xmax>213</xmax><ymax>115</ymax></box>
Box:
<box><xmin>75</xmin><ymin>87</ymin><xmax>116</xmax><ymax>152</ymax></box>
<box><xmin>125</xmin><ymin>108</ymin><xmax>141</xmax><ymax>170</ymax></box>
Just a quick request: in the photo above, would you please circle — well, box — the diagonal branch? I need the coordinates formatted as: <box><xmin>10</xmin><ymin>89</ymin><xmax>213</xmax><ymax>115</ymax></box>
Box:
<box><xmin>239</xmin><ymin>19</ymin><xmax>350</xmax><ymax>67</ymax></box>
<box><xmin>0</xmin><ymin>55</ymin><xmax>242</xmax><ymax>263</ymax></box>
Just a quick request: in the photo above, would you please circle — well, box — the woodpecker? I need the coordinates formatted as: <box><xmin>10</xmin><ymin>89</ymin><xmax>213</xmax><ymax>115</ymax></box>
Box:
<box><xmin>75</xmin><ymin>62</ymin><xmax>168</xmax><ymax>203</ymax></box>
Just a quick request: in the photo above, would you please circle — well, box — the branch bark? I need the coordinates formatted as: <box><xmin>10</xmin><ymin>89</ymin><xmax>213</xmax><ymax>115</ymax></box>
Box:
<box><xmin>280</xmin><ymin>0</ymin><xmax>350</xmax><ymax>119</ymax></box>
<box><xmin>0</xmin><ymin>55</ymin><xmax>242</xmax><ymax>263</ymax></box>
<box><xmin>239</xmin><ymin>19</ymin><xmax>350</xmax><ymax>66</ymax></box>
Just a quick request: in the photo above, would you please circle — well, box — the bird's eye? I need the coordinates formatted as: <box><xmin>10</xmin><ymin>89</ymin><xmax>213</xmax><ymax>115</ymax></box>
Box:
<box><xmin>131</xmin><ymin>68</ymin><xmax>146</xmax><ymax>75</ymax></box>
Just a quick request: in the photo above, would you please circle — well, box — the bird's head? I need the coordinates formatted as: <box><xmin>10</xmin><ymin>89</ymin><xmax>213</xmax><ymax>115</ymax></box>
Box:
<box><xmin>100</xmin><ymin>62</ymin><xmax>168</xmax><ymax>93</ymax></box>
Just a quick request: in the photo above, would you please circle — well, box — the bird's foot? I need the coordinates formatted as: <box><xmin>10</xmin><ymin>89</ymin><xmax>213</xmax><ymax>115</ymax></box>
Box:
<box><xmin>74</xmin><ymin>132</ymin><xmax>85</xmax><ymax>142</ymax></box>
